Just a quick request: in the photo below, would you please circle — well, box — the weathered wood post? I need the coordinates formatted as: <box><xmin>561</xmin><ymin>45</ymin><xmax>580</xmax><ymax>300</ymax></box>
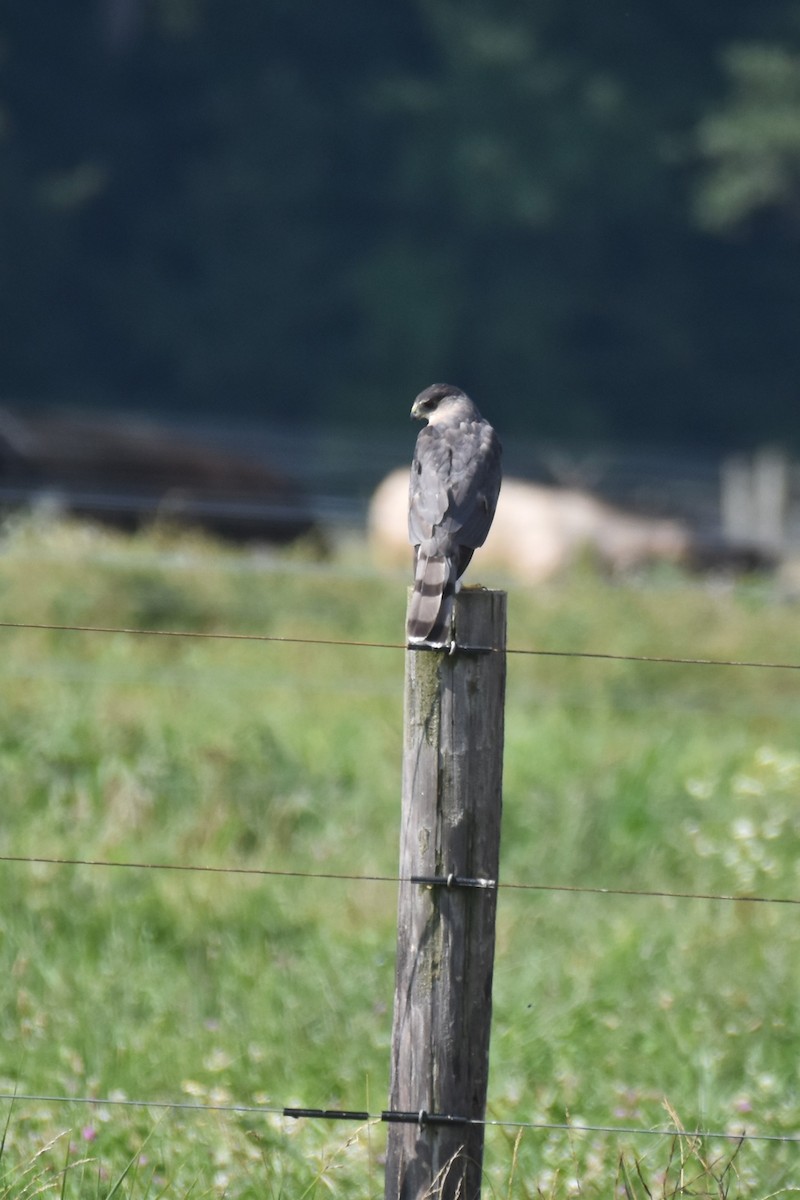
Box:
<box><xmin>385</xmin><ymin>587</ymin><xmax>507</xmax><ymax>1200</ymax></box>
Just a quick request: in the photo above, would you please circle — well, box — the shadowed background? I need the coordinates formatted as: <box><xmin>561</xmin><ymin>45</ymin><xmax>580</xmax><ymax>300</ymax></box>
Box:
<box><xmin>2</xmin><ymin>0</ymin><xmax>800</xmax><ymax>448</ymax></box>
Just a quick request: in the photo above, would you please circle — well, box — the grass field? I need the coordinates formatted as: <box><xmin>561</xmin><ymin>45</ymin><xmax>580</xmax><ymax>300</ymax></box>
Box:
<box><xmin>2</xmin><ymin>514</ymin><xmax>800</xmax><ymax>1197</ymax></box>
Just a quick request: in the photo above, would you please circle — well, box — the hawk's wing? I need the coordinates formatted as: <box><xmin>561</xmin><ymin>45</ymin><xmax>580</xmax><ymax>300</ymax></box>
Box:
<box><xmin>408</xmin><ymin>427</ymin><xmax>449</xmax><ymax>547</ymax></box>
<box><xmin>406</xmin><ymin>416</ymin><xmax>502</xmax><ymax>646</ymax></box>
<box><xmin>409</xmin><ymin>421</ymin><xmax>502</xmax><ymax>555</ymax></box>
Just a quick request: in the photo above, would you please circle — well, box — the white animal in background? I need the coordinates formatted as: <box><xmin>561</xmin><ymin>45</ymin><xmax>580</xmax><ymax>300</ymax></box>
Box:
<box><xmin>369</xmin><ymin>469</ymin><xmax>690</xmax><ymax>584</ymax></box>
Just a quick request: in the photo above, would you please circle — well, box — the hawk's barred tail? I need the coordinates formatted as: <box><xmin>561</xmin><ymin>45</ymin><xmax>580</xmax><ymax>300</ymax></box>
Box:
<box><xmin>406</xmin><ymin>553</ymin><xmax>455</xmax><ymax>647</ymax></box>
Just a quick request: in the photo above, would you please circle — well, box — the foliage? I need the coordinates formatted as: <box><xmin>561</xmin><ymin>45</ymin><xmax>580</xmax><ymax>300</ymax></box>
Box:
<box><xmin>2</xmin><ymin>2</ymin><xmax>800</xmax><ymax>444</ymax></box>
<box><xmin>1</xmin><ymin>517</ymin><xmax>800</xmax><ymax>1193</ymax></box>
<box><xmin>694</xmin><ymin>44</ymin><xmax>800</xmax><ymax>231</ymax></box>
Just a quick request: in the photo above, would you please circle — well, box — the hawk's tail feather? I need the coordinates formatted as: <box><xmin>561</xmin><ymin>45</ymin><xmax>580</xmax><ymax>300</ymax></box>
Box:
<box><xmin>406</xmin><ymin>553</ymin><xmax>456</xmax><ymax>646</ymax></box>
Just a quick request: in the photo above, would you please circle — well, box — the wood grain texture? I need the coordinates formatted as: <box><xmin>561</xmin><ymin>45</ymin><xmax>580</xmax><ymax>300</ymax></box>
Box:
<box><xmin>385</xmin><ymin>588</ymin><xmax>507</xmax><ymax>1200</ymax></box>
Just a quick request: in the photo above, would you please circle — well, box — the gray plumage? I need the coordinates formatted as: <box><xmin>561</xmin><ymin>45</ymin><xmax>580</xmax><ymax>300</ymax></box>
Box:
<box><xmin>407</xmin><ymin>383</ymin><xmax>502</xmax><ymax>647</ymax></box>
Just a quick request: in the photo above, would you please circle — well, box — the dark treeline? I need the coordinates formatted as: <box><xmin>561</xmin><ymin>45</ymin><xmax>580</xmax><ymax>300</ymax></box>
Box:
<box><xmin>2</xmin><ymin>1</ymin><xmax>800</xmax><ymax>446</ymax></box>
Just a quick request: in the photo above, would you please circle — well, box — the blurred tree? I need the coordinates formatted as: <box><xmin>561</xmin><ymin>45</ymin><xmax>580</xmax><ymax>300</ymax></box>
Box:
<box><xmin>0</xmin><ymin>0</ymin><xmax>428</xmax><ymax>419</ymax></box>
<box><xmin>0</xmin><ymin>0</ymin><xmax>798</xmax><ymax>446</ymax></box>
<box><xmin>342</xmin><ymin>0</ymin><xmax>795</xmax><ymax>441</ymax></box>
<box><xmin>693</xmin><ymin>43</ymin><xmax>800</xmax><ymax>232</ymax></box>
<box><xmin>688</xmin><ymin>35</ymin><xmax>800</xmax><ymax>443</ymax></box>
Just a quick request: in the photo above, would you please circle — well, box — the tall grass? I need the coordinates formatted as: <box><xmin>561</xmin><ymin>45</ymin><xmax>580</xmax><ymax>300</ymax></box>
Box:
<box><xmin>1</xmin><ymin>515</ymin><xmax>800</xmax><ymax>1195</ymax></box>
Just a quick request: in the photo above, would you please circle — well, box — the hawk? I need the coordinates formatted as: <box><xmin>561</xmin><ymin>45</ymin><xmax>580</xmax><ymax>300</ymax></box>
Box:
<box><xmin>407</xmin><ymin>383</ymin><xmax>502</xmax><ymax>648</ymax></box>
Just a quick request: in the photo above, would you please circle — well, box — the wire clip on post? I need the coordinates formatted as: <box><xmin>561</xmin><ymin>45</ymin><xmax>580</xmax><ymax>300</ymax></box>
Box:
<box><xmin>410</xmin><ymin>873</ymin><xmax>497</xmax><ymax>890</ymax></box>
<box><xmin>406</xmin><ymin>641</ymin><xmax>495</xmax><ymax>657</ymax></box>
<box><xmin>282</xmin><ymin>1107</ymin><xmax>470</xmax><ymax>1127</ymax></box>
<box><xmin>382</xmin><ymin>1110</ymin><xmax>471</xmax><ymax>1128</ymax></box>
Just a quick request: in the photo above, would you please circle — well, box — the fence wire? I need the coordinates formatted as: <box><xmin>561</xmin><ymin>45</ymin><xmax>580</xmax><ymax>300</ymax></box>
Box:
<box><xmin>4</xmin><ymin>606</ymin><xmax>800</xmax><ymax>1168</ymax></box>
<box><xmin>3</xmin><ymin>852</ymin><xmax>800</xmax><ymax>909</ymax></box>
<box><xmin>1</xmin><ymin>1091</ymin><xmax>797</xmax><ymax>1146</ymax></box>
<box><xmin>2</xmin><ymin>617</ymin><xmax>800</xmax><ymax>672</ymax></box>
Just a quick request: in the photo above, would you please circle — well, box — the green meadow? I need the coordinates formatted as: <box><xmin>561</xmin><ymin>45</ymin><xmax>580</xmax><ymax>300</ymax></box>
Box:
<box><xmin>2</xmin><ymin>515</ymin><xmax>800</xmax><ymax>1197</ymax></box>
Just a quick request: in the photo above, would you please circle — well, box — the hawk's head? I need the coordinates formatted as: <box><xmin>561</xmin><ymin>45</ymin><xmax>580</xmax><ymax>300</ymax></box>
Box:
<box><xmin>411</xmin><ymin>383</ymin><xmax>472</xmax><ymax>424</ymax></box>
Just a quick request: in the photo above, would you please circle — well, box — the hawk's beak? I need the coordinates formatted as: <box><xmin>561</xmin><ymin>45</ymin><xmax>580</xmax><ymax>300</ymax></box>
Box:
<box><xmin>410</xmin><ymin>400</ymin><xmax>422</xmax><ymax>420</ymax></box>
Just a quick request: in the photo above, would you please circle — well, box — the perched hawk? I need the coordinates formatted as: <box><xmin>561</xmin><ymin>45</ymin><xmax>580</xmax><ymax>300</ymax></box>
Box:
<box><xmin>407</xmin><ymin>383</ymin><xmax>502</xmax><ymax>648</ymax></box>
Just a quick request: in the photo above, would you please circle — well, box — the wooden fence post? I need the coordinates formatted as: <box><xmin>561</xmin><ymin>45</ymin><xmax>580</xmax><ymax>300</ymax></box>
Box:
<box><xmin>385</xmin><ymin>587</ymin><xmax>507</xmax><ymax>1200</ymax></box>
<box><xmin>721</xmin><ymin>447</ymin><xmax>789</xmax><ymax>553</ymax></box>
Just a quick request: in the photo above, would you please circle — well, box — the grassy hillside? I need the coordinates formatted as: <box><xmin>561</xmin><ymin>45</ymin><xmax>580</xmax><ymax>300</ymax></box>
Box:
<box><xmin>2</xmin><ymin>516</ymin><xmax>800</xmax><ymax>1197</ymax></box>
